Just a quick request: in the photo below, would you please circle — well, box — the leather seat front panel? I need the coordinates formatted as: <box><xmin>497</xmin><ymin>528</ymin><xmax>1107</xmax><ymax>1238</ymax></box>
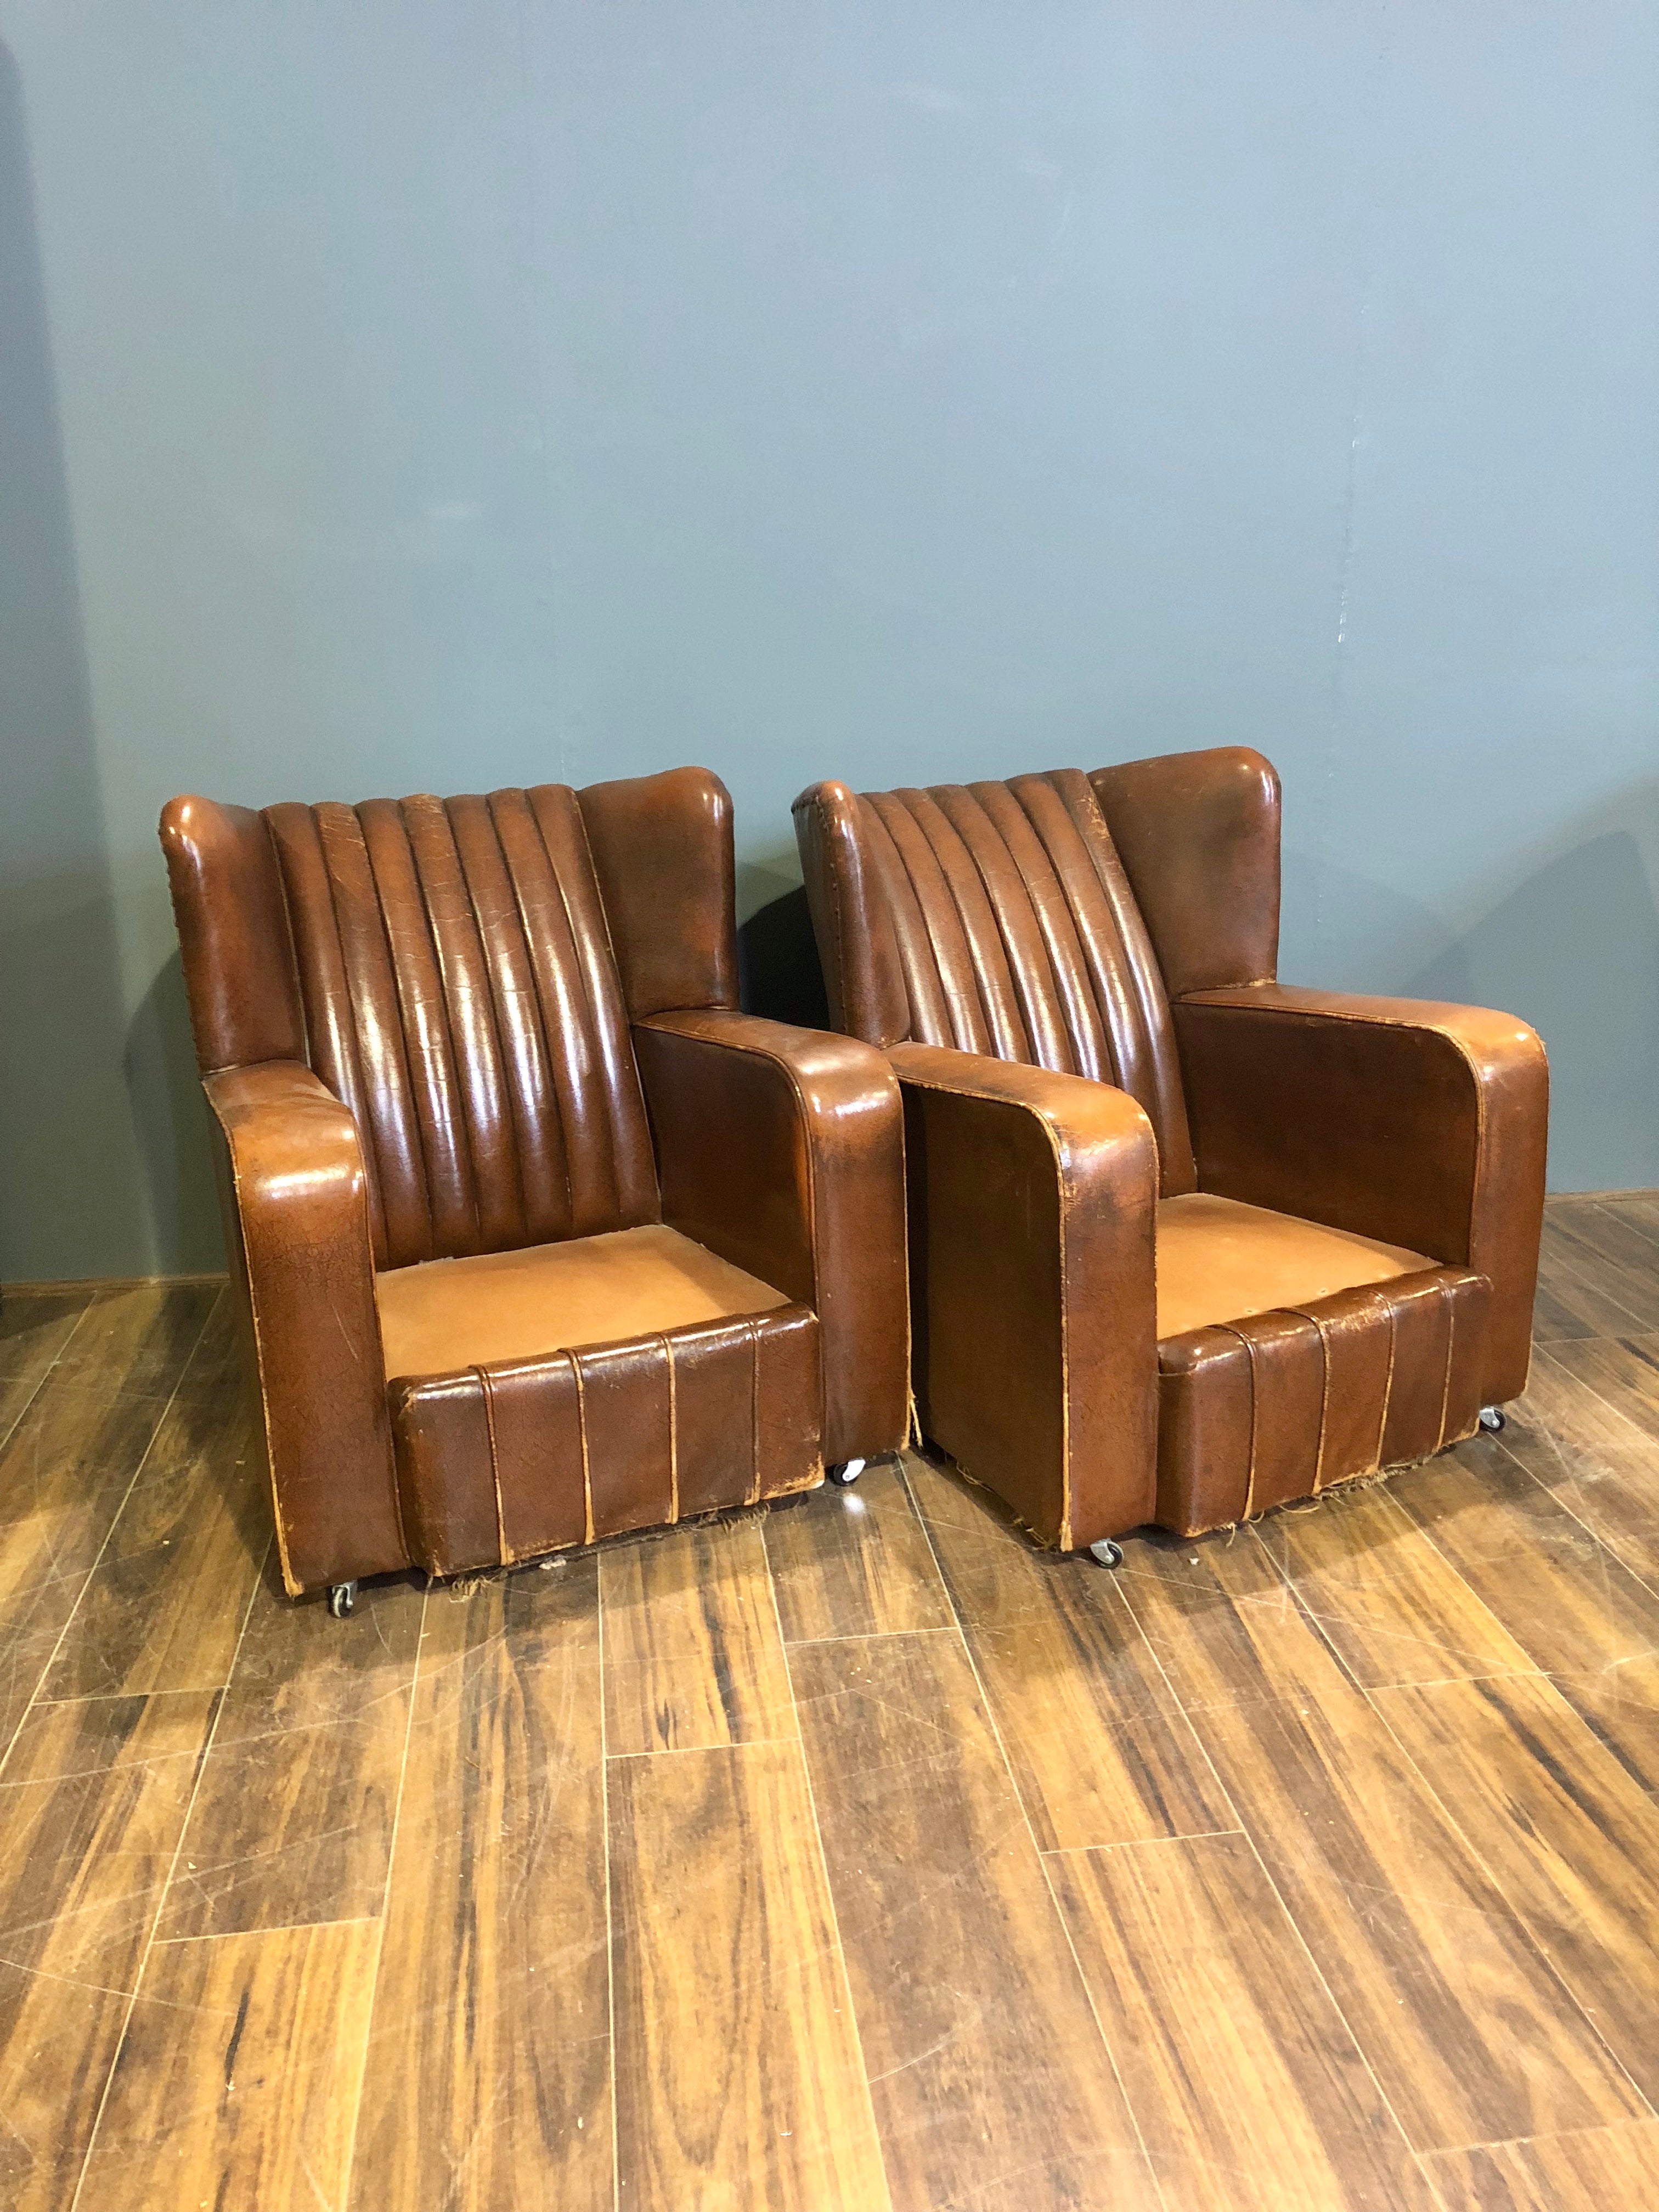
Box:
<box><xmin>1156</xmin><ymin>1266</ymin><xmax>1491</xmax><ymax>1536</ymax></box>
<box><xmin>390</xmin><ymin>1304</ymin><xmax>822</xmax><ymax>1576</ymax></box>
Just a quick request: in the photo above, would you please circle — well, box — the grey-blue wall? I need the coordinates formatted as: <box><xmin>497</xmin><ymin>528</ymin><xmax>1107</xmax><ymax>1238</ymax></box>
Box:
<box><xmin>3</xmin><ymin>3</ymin><xmax>1656</xmax><ymax>1279</ymax></box>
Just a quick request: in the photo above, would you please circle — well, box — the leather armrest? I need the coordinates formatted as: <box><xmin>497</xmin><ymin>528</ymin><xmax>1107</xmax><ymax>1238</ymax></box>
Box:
<box><xmin>632</xmin><ymin>1009</ymin><xmax>910</xmax><ymax>1463</ymax></box>
<box><xmin>888</xmin><ymin>1043</ymin><xmax>1159</xmax><ymax>1548</ymax></box>
<box><xmin>1174</xmin><ymin>983</ymin><xmax>1548</xmax><ymax>1401</ymax></box>
<box><xmin>204</xmin><ymin>1061</ymin><xmax>406</xmax><ymax>1594</ymax></box>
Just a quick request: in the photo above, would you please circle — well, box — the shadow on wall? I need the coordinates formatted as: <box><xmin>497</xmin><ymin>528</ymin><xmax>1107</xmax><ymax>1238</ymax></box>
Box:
<box><xmin>0</xmin><ymin>42</ymin><xmax>149</xmax><ymax>1280</ymax></box>
<box><xmin>737</xmin><ymin>885</ymin><xmax>830</xmax><ymax>1030</ymax></box>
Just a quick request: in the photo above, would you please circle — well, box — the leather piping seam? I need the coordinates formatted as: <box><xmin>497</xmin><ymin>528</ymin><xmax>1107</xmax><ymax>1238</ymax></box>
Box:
<box><xmin>490</xmin><ymin>793</ymin><xmax>579</xmax><ymax>1234</ymax></box>
<box><xmin>395</xmin><ymin>798</ymin><xmax>488</xmax><ymax>1251</ymax></box>
<box><xmin>259</xmin><ymin>810</ymin><xmax>309</xmax><ymax>1069</ymax></box>
<box><xmin>1222</xmin><ymin>1323</ymin><xmax>1259</xmax><ymax>1521</ymax></box>
<box><xmin>745</xmin><ymin>1318</ymin><xmax>762</xmax><ymax>1508</ymax></box>
<box><xmin>566</xmin><ymin>803</ymin><xmax>656</xmax><ymax>1226</ymax></box>
<box><xmin>449</xmin><ymin>797</ymin><xmax>537</xmax><ymax>1247</ymax></box>
<box><xmin>1375</xmin><ymin>1298</ymin><xmax>1397</xmax><ymax>1472</ymax></box>
<box><xmin>340</xmin><ymin>803</ymin><xmax>444</xmax><ymax>1266</ymax></box>
<box><xmin>663</xmin><ymin>1333</ymin><xmax>679</xmax><ymax>1524</ymax></box>
<box><xmin>1293</xmin><ymin>1306</ymin><xmax>1334</xmax><ymax>1495</ymax></box>
<box><xmin>572</xmin><ymin>1351</ymin><xmax>594</xmax><ymax>1545</ymax></box>
<box><xmin>942</xmin><ymin>790</ymin><xmax>1058</xmax><ymax>1071</ymax></box>
<box><xmin>812</xmin><ymin>793</ymin><xmax>852</xmax><ymax>1037</ymax></box>
<box><xmin>895</xmin><ymin>793</ymin><xmax>1017</xmax><ymax>1059</ymax></box>
<box><xmin>1434</xmin><ymin>1276</ymin><xmax>1455</xmax><ymax>1453</ymax></box>
<box><xmin>478</xmin><ymin>1364</ymin><xmax>514</xmax><ymax>1565</ymax></box>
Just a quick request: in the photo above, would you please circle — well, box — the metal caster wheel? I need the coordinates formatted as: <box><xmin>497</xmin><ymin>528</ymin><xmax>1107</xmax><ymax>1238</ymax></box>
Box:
<box><xmin>1088</xmin><ymin>1538</ymin><xmax>1125</xmax><ymax>1569</ymax></box>
<box><xmin>1478</xmin><ymin>1406</ymin><xmax>1506</xmax><ymax>1434</ymax></box>
<box><xmin>327</xmin><ymin>1581</ymin><xmax>358</xmax><ymax>1619</ymax></box>
<box><xmin>828</xmin><ymin>1458</ymin><xmax>866</xmax><ymax>1487</ymax></box>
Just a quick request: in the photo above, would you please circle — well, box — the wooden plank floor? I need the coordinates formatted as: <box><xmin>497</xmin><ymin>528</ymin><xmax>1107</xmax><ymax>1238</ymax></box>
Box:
<box><xmin>7</xmin><ymin>1198</ymin><xmax>1659</xmax><ymax>2207</ymax></box>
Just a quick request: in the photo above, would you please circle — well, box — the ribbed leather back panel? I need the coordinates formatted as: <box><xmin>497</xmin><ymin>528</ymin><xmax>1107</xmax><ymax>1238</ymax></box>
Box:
<box><xmin>858</xmin><ymin>771</ymin><xmax>1197</xmax><ymax>1192</ymax></box>
<box><xmin>263</xmin><ymin>786</ymin><xmax>659</xmax><ymax>1269</ymax></box>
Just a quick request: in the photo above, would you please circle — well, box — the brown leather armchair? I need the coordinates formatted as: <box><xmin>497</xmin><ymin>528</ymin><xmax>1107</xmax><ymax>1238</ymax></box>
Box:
<box><xmin>161</xmin><ymin>767</ymin><xmax>908</xmax><ymax>1611</ymax></box>
<box><xmin>794</xmin><ymin>748</ymin><xmax>1547</xmax><ymax>1560</ymax></box>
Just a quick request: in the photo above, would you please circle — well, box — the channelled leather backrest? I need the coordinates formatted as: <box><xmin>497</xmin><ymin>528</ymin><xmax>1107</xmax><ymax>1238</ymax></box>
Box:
<box><xmin>795</xmin><ymin>770</ymin><xmax>1198</xmax><ymax>1193</ymax></box>
<box><xmin>163</xmin><ymin>779</ymin><xmax>701</xmax><ymax>1269</ymax></box>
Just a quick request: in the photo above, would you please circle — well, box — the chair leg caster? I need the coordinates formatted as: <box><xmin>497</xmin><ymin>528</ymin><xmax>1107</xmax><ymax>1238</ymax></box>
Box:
<box><xmin>828</xmin><ymin>1458</ymin><xmax>865</xmax><ymax>1487</ymax></box>
<box><xmin>1088</xmin><ymin>1538</ymin><xmax>1125</xmax><ymax>1569</ymax></box>
<box><xmin>1478</xmin><ymin>1406</ymin><xmax>1506</xmax><ymax>1434</ymax></box>
<box><xmin>328</xmin><ymin>1581</ymin><xmax>358</xmax><ymax>1619</ymax></box>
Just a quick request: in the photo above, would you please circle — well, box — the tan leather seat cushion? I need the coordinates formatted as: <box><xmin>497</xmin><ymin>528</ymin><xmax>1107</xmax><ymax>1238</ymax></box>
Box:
<box><xmin>1157</xmin><ymin>1192</ymin><xmax>1431</xmax><ymax>1341</ymax></box>
<box><xmin>376</xmin><ymin>1222</ymin><xmax>788</xmax><ymax>1380</ymax></box>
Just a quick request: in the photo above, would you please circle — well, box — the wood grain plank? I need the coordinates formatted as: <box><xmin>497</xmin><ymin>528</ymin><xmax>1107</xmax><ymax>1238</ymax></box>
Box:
<box><xmin>610</xmin><ymin>1738</ymin><xmax>889</xmax><ymax>2212</ymax></box>
<box><xmin>41</xmin><ymin>1301</ymin><xmax>267</xmax><ymax>1701</ymax></box>
<box><xmin>1257</xmin><ymin>1480</ymin><xmax>1539</xmax><ymax>1690</ymax></box>
<box><xmin>765</xmin><ymin>1459</ymin><xmax>953</xmax><ymax>1642</ymax></box>
<box><xmin>82</xmin><ymin>1919</ymin><xmax>377</xmax><ymax>2210</ymax></box>
<box><xmin>0</xmin><ymin>1289</ymin><xmax>93</xmax><ymax>1447</ymax></box>
<box><xmin>791</xmin><ymin>1628</ymin><xmax>1159</xmax><ymax>2210</ymax></box>
<box><xmin>1533</xmin><ymin>1219</ymin><xmax>1657</xmax><ymax>1339</ymax></box>
<box><xmin>911</xmin><ymin>1458</ymin><xmax>1234</xmax><ymax>1850</ymax></box>
<box><xmin>1541</xmin><ymin>1215</ymin><xmax>1659</xmax><ymax>1332</ymax></box>
<box><xmin>351</xmin><ymin>1561</ymin><xmax>611</xmax><ymax>2212</ymax></box>
<box><xmin>1387</xmin><ymin>1432</ymin><xmax>1659</xmax><ymax>1794</ymax></box>
<box><xmin>1120</xmin><ymin>1537</ymin><xmax>1643</xmax><ymax>2153</ymax></box>
<box><xmin>601</xmin><ymin>1514</ymin><xmax>797</xmax><ymax>1754</ymax></box>
<box><xmin>1424</xmin><ymin>2119</ymin><xmax>1659</xmax><ymax>2209</ymax></box>
<box><xmin>0</xmin><ymin>1288</ymin><xmax>216</xmax><ymax>1764</ymax></box>
<box><xmin>157</xmin><ymin>1556</ymin><xmax>423</xmax><ymax>1939</ymax></box>
<box><xmin>1050</xmin><ymin>1832</ymin><xmax>1434</xmax><ymax>2211</ymax></box>
<box><xmin>0</xmin><ymin>1690</ymin><xmax>218</xmax><ymax>2212</ymax></box>
<box><xmin>1372</xmin><ymin>1671</ymin><xmax>1659</xmax><ymax>2106</ymax></box>
<box><xmin>47</xmin><ymin>1281</ymin><xmax>220</xmax><ymax>1403</ymax></box>
<box><xmin>1549</xmin><ymin>1333</ymin><xmax>1659</xmax><ymax>1452</ymax></box>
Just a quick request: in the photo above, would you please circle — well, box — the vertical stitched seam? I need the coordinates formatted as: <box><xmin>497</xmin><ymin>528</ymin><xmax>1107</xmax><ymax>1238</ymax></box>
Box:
<box><xmin>746</xmin><ymin>1318</ymin><xmax>761</xmax><ymax>1507</ymax></box>
<box><xmin>1306</xmin><ymin>1310</ymin><xmax>1333</xmax><ymax>1494</ymax></box>
<box><xmin>1235</xmin><ymin>1326</ymin><xmax>1260</xmax><ymax>1521</ymax></box>
<box><xmin>573</xmin><ymin>1351</ymin><xmax>594</xmax><ymax>1545</ymax></box>
<box><xmin>1434</xmin><ymin>1278</ymin><xmax>1455</xmax><ymax>1453</ymax></box>
<box><xmin>1375</xmin><ymin>1296</ymin><xmax>1397</xmax><ymax>1471</ymax></box>
<box><xmin>663</xmin><ymin>1334</ymin><xmax>679</xmax><ymax>1523</ymax></box>
<box><xmin>479</xmin><ymin>1365</ymin><xmax>512</xmax><ymax>1564</ymax></box>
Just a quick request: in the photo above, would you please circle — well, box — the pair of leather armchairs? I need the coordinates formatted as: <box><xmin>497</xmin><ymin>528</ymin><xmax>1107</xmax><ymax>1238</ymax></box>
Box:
<box><xmin>161</xmin><ymin>748</ymin><xmax>1547</xmax><ymax>1610</ymax></box>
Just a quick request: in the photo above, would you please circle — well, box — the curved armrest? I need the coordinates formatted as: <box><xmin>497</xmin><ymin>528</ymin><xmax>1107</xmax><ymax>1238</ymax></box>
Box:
<box><xmin>1175</xmin><ymin>983</ymin><xmax>1548</xmax><ymax>1400</ymax></box>
<box><xmin>631</xmin><ymin>1009</ymin><xmax>909</xmax><ymax>1462</ymax></box>
<box><xmin>888</xmin><ymin>1044</ymin><xmax>1159</xmax><ymax>1548</ymax></box>
<box><xmin>204</xmin><ymin>1061</ymin><xmax>405</xmax><ymax>1593</ymax></box>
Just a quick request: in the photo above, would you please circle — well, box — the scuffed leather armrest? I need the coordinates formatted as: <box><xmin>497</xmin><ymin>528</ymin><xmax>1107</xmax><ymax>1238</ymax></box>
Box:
<box><xmin>1175</xmin><ymin>983</ymin><xmax>1548</xmax><ymax>1401</ymax></box>
<box><xmin>888</xmin><ymin>1043</ymin><xmax>1159</xmax><ymax>1549</ymax></box>
<box><xmin>204</xmin><ymin>1061</ymin><xmax>406</xmax><ymax>1594</ymax></box>
<box><xmin>632</xmin><ymin>1009</ymin><xmax>910</xmax><ymax>1463</ymax></box>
